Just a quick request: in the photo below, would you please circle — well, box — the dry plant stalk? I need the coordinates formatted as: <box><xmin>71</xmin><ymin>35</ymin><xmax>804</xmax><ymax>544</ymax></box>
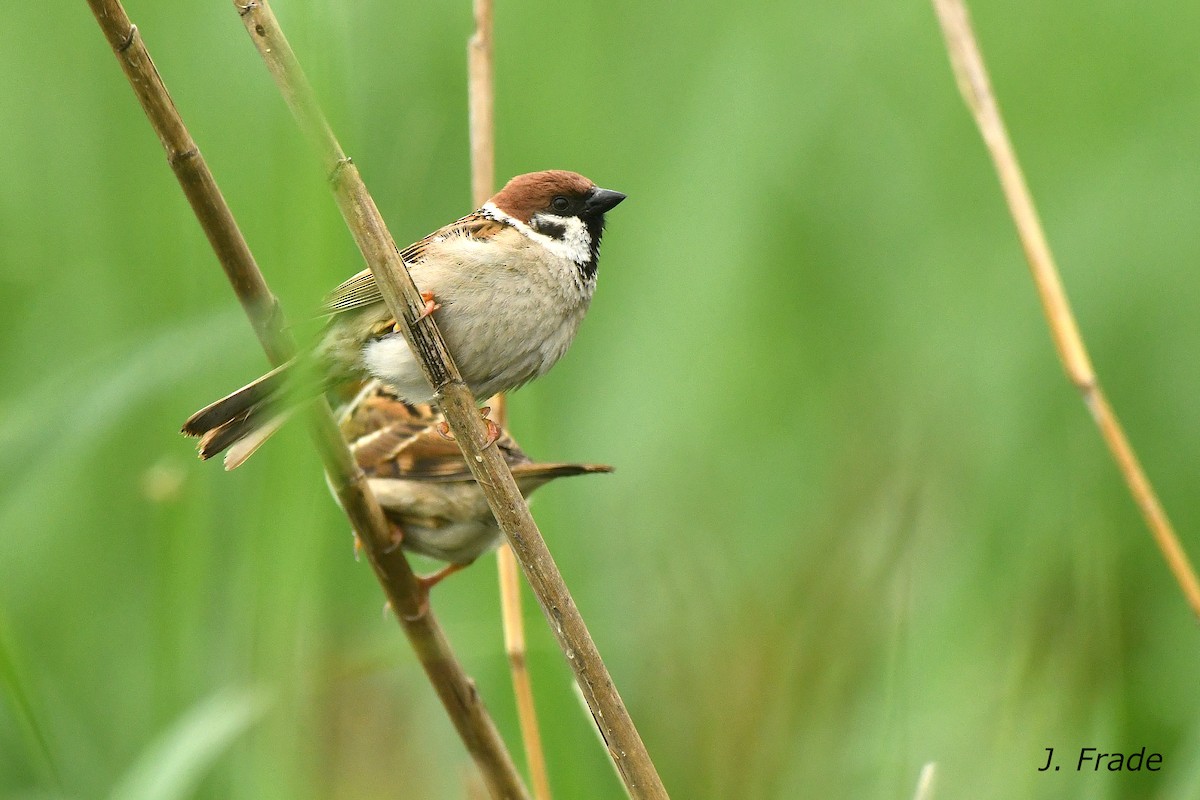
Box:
<box><xmin>86</xmin><ymin>2</ymin><xmax>529</xmax><ymax>797</ymax></box>
<box><xmin>931</xmin><ymin>0</ymin><xmax>1200</xmax><ymax>618</ymax></box>
<box><xmin>231</xmin><ymin>2</ymin><xmax>669</xmax><ymax>796</ymax></box>
<box><xmin>467</xmin><ymin>2</ymin><xmax>554</xmax><ymax>797</ymax></box>
<box><xmin>496</xmin><ymin>544</ymin><xmax>552</xmax><ymax>800</ymax></box>
<box><xmin>468</xmin><ymin>0</ymin><xmax>495</xmax><ymax>218</ymax></box>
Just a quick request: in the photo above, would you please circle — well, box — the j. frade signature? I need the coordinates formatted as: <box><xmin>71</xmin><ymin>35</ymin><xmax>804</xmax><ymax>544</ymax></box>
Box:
<box><xmin>1038</xmin><ymin>747</ymin><xmax>1162</xmax><ymax>773</ymax></box>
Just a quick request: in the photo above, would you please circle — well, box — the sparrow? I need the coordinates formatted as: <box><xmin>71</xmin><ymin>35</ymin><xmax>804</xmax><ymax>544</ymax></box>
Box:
<box><xmin>182</xmin><ymin>170</ymin><xmax>626</xmax><ymax>469</ymax></box>
<box><xmin>336</xmin><ymin>380</ymin><xmax>613</xmax><ymax>593</ymax></box>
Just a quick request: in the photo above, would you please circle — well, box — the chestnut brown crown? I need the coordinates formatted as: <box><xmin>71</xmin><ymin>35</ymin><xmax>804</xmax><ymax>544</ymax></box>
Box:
<box><xmin>489</xmin><ymin>170</ymin><xmax>625</xmax><ymax>223</ymax></box>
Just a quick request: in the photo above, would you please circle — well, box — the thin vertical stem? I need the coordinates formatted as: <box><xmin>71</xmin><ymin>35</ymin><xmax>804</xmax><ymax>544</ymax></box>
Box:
<box><xmin>497</xmin><ymin>544</ymin><xmax>552</xmax><ymax>800</ymax></box>
<box><xmin>469</xmin><ymin>2</ymin><xmax>553</xmax><ymax>798</ymax></box>
<box><xmin>468</xmin><ymin>0</ymin><xmax>495</xmax><ymax>213</ymax></box>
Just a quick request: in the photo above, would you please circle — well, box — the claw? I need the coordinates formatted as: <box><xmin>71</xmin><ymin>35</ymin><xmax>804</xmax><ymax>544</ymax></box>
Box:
<box><xmin>482</xmin><ymin>417</ymin><xmax>501</xmax><ymax>448</ymax></box>
<box><xmin>434</xmin><ymin>408</ymin><xmax>500</xmax><ymax>447</ymax></box>
<box><xmin>402</xmin><ymin>597</ymin><xmax>429</xmax><ymax>621</ymax></box>
<box><xmin>475</xmin><ymin>407</ymin><xmax>501</xmax><ymax>448</ymax></box>
<box><xmin>383</xmin><ymin>523</ymin><xmax>405</xmax><ymax>553</ymax></box>
<box><xmin>416</xmin><ymin>291</ymin><xmax>441</xmax><ymax>321</ymax></box>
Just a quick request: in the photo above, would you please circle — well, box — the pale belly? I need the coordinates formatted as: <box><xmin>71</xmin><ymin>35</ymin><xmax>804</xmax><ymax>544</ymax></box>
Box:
<box><xmin>345</xmin><ymin>231</ymin><xmax>593</xmax><ymax>403</ymax></box>
<box><xmin>361</xmin><ymin>285</ymin><xmax>588</xmax><ymax>403</ymax></box>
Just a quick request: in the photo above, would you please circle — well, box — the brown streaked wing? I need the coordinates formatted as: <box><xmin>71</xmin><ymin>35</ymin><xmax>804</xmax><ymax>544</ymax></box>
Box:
<box><xmin>340</xmin><ymin>388</ymin><xmax>431</xmax><ymax>447</ymax></box>
<box><xmin>341</xmin><ymin>383</ymin><xmax>529</xmax><ymax>482</ymax></box>
<box><xmin>370</xmin><ymin>426</ymin><xmax>530</xmax><ymax>482</ymax></box>
<box><xmin>321</xmin><ymin>212</ymin><xmax>507</xmax><ymax>314</ymax></box>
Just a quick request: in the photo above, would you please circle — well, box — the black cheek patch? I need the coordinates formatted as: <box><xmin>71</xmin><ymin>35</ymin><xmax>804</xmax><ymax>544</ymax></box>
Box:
<box><xmin>532</xmin><ymin>217</ymin><xmax>567</xmax><ymax>240</ymax></box>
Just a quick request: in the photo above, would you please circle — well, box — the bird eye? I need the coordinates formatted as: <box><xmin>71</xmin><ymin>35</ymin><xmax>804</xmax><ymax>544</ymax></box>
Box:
<box><xmin>551</xmin><ymin>196</ymin><xmax>571</xmax><ymax>213</ymax></box>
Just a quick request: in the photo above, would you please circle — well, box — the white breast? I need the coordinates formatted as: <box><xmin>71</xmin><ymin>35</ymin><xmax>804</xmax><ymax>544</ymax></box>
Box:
<box><xmin>361</xmin><ymin>226</ymin><xmax>593</xmax><ymax>403</ymax></box>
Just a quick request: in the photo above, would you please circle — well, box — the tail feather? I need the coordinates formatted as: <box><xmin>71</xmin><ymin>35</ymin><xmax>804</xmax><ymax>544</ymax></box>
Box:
<box><xmin>196</xmin><ymin>409</ymin><xmax>258</xmax><ymax>461</ymax></box>
<box><xmin>182</xmin><ymin>362</ymin><xmax>291</xmax><ymax>438</ymax></box>
<box><xmin>221</xmin><ymin>410</ymin><xmax>296</xmax><ymax>471</ymax></box>
<box><xmin>511</xmin><ymin>463</ymin><xmax>614</xmax><ymax>480</ymax></box>
<box><xmin>182</xmin><ymin>359</ymin><xmax>318</xmax><ymax>467</ymax></box>
<box><xmin>511</xmin><ymin>462</ymin><xmax>614</xmax><ymax>496</ymax></box>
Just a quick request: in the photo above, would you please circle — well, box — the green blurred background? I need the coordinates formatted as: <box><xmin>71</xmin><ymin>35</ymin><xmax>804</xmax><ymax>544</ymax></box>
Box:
<box><xmin>3</xmin><ymin>1</ymin><xmax>1199</xmax><ymax>798</ymax></box>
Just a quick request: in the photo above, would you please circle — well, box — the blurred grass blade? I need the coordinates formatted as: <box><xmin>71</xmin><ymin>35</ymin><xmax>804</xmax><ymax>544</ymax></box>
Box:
<box><xmin>0</xmin><ymin>614</ymin><xmax>63</xmax><ymax>790</ymax></box>
<box><xmin>109</xmin><ymin>687</ymin><xmax>271</xmax><ymax>800</ymax></box>
<box><xmin>0</xmin><ymin>309</ymin><xmax>245</xmax><ymax>527</ymax></box>
<box><xmin>0</xmin><ymin>308</ymin><xmax>244</xmax><ymax>471</ymax></box>
<box><xmin>911</xmin><ymin>762</ymin><xmax>936</xmax><ymax>800</ymax></box>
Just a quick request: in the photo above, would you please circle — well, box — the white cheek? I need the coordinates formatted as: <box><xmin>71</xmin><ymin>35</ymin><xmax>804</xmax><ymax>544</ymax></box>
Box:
<box><xmin>481</xmin><ymin>202</ymin><xmax>591</xmax><ymax>265</ymax></box>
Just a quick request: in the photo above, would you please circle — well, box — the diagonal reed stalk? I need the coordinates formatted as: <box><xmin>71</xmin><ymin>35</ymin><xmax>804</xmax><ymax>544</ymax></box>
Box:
<box><xmin>467</xmin><ymin>1</ymin><xmax>553</xmax><ymax>797</ymax></box>
<box><xmin>86</xmin><ymin>2</ymin><xmax>529</xmax><ymax>797</ymax></box>
<box><xmin>931</xmin><ymin>0</ymin><xmax>1200</xmax><ymax>619</ymax></box>
<box><xmin>231</xmin><ymin>1</ymin><xmax>669</xmax><ymax>796</ymax></box>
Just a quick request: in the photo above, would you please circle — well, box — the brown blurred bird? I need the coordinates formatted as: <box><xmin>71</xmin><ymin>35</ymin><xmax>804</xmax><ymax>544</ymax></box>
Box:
<box><xmin>336</xmin><ymin>381</ymin><xmax>613</xmax><ymax>593</ymax></box>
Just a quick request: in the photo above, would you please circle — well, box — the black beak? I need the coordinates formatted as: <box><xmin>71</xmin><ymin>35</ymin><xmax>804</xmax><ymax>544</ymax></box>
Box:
<box><xmin>585</xmin><ymin>187</ymin><xmax>626</xmax><ymax>215</ymax></box>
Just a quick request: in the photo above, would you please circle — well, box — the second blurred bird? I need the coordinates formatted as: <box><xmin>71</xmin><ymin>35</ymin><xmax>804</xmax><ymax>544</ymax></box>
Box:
<box><xmin>336</xmin><ymin>381</ymin><xmax>613</xmax><ymax>591</ymax></box>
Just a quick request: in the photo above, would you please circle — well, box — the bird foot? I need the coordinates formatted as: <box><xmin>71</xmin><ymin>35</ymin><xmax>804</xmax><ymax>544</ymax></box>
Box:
<box><xmin>482</xmin><ymin>417</ymin><xmax>501</xmax><ymax>448</ymax></box>
<box><xmin>416</xmin><ymin>291</ymin><xmax>441</xmax><ymax>321</ymax></box>
<box><xmin>435</xmin><ymin>408</ymin><xmax>501</xmax><ymax>448</ymax></box>
<box><xmin>383</xmin><ymin>523</ymin><xmax>405</xmax><ymax>553</ymax></box>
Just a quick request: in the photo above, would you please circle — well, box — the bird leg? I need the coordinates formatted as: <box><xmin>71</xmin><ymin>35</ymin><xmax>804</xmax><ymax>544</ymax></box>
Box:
<box><xmin>405</xmin><ymin>561</ymin><xmax>473</xmax><ymax>618</ymax></box>
<box><xmin>417</xmin><ymin>561</ymin><xmax>471</xmax><ymax>593</ymax></box>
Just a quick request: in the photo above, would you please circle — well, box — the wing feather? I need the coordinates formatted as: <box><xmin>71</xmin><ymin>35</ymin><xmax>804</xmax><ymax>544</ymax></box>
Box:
<box><xmin>321</xmin><ymin>212</ymin><xmax>506</xmax><ymax>315</ymax></box>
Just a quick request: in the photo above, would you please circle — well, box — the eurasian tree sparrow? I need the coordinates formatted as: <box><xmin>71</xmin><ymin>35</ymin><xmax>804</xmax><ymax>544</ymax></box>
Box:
<box><xmin>182</xmin><ymin>170</ymin><xmax>626</xmax><ymax>468</ymax></box>
<box><xmin>337</xmin><ymin>381</ymin><xmax>613</xmax><ymax>591</ymax></box>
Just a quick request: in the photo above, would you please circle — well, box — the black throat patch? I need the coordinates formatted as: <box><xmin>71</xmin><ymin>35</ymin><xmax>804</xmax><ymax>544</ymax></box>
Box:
<box><xmin>580</xmin><ymin>215</ymin><xmax>606</xmax><ymax>281</ymax></box>
<box><xmin>528</xmin><ymin>212</ymin><xmax>606</xmax><ymax>283</ymax></box>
